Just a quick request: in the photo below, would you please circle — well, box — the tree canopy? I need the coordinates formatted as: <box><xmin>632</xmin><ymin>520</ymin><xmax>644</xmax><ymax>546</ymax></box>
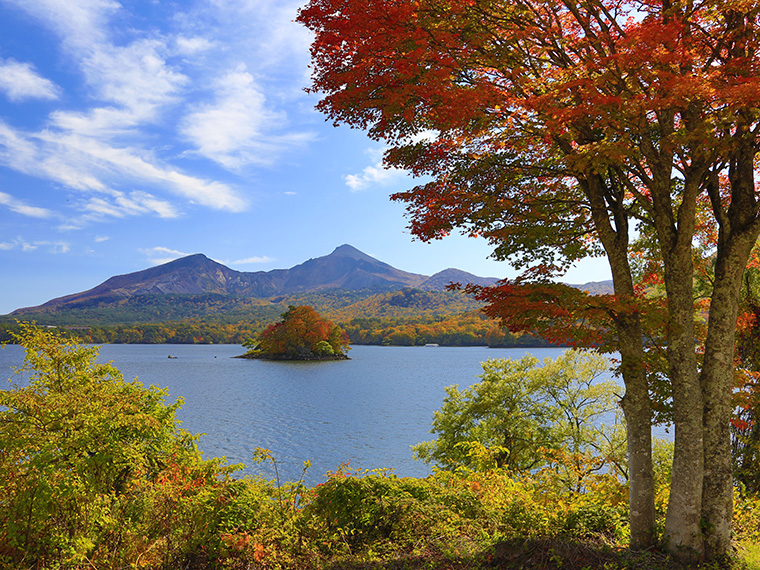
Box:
<box><xmin>414</xmin><ymin>350</ymin><xmax>625</xmax><ymax>484</ymax></box>
<box><xmin>243</xmin><ymin>305</ymin><xmax>350</xmax><ymax>360</ymax></box>
<box><xmin>299</xmin><ymin>0</ymin><xmax>760</xmax><ymax>560</ymax></box>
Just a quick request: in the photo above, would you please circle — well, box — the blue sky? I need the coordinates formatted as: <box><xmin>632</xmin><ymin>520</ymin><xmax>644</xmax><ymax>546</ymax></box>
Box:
<box><xmin>0</xmin><ymin>0</ymin><xmax>611</xmax><ymax>315</ymax></box>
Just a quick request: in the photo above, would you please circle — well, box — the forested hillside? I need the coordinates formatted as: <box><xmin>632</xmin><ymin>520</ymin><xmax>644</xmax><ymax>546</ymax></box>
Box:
<box><xmin>0</xmin><ymin>289</ymin><xmax>550</xmax><ymax>347</ymax></box>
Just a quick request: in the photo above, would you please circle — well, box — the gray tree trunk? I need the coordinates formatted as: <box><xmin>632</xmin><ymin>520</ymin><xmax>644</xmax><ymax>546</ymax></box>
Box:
<box><xmin>700</xmin><ymin>147</ymin><xmax>760</xmax><ymax>557</ymax></box>
<box><xmin>645</xmin><ymin>165</ymin><xmax>705</xmax><ymax>560</ymax></box>
<box><xmin>618</xmin><ymin>315</ymin><xmax>656</xmax><ymax>550</ymax></box>
<box><xmin>583</xmin><ymin>173</ymin><xmax>656</xmax><ymax>549</ymax></box>
<box><xmin>661</xmin><ymin>262</ymin><xmax>704</xmax><ymax>560</ymax></box>
<box><xmin>700</xmin><ymin>254</ymin><xmax>743</xmax><ymax>559</ymax></box>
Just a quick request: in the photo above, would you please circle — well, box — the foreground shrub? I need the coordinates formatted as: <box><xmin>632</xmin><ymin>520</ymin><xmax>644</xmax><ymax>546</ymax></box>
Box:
<box><xmin>0</xmin><ymin>324</ymin><xmax>234</xmax><ymax>568</ymax></box>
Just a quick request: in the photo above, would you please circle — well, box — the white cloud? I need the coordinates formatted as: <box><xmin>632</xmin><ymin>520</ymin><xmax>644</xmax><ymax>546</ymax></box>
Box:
<box><xmin>175</xmin><ymin>36</ymin><xmax>215</xmax><ymax>55</ymax></box>
<box><xmin>49</xmin><ymin>241</ymin><xmax>70</xmax><ymax>254</ymax></box>
<box><xmin>0</xmin><ymin>120</ymin><xmax>247</xmax><ymax>214</ymax></box>
<box><xmin>47</xmin><ymin>40</ymin><xmax>189</xmax><ymax>138</ymax></box>
<box><xmin>0</xmin><ymin>121</ymin><xmax>40</xmax><ymax>169</ymax></box>
<box><xmin>0</xmin><ymin>0</ymin><xmax>325</xmax><ymax>232</ymax></box>
<box><xmin>0</xmin><ymin>59</ymin><xmax>61</xmax><ymax>102</ymax></box>
<box><xmin>231</xmin><ymin>255</ymin><xmax>273</xmax><ymax>264</ymax></box>
<box><xmin>56</xmin><ymin>135</ymin><xmax>247</xmax><ymax>210</ymax></box>
<box><xmin>181</xmin><ymin>63</ymin><xmax>313</xmax><ymax>169</ymax></box>
<box><xmin>5</xmin><ymin>0</ymin><xmax>186</xmax><ymax>130</ymax></box>
<box><xmin>84</xmin><ymin>40</ymin><xmax>188</xmax><ymax>114</ymax></box>
<box><xmin>345</xmin><ymin>148</ymin><xmax>410</xmax><ymax>191</ymax></box>
<box><xmin>82</xmin><ymin>191</ymin><xmax>179</xmax><ymax>219</ymax></box>
<box><xmin>142</xmin><ymin>246</ymin><xmax>191</xmax><ymax>265</ymax></box>
<box><xmin>208</xmin><ymin>0</ymin><xmax>312</xmax><ymax>69</ymax></box>
<box><xmin>95</xmin><ymin>235</ymin><xmax>110</xmax><ymax>242</ymax></box>
<box><xmin>2</xmin><ymin>0</ymin><xmax>119</xmax><ymax>46</ymax></box>
<box><xmin>0</xmin><ymin>3</ymin><xmax>245</xmax><ymax>219</ymax></box>
<box><xmin>0</xmin><ymin>191</ymin><xmax>54</xmax><ymax>218</ymax></box>
<box><xmin>0</xmin><ymin>237</ymin><xmax>69</xmax><ymax>253</ymax></box>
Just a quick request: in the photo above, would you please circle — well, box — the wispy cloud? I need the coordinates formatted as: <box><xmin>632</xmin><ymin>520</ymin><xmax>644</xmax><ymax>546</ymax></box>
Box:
<box><xmin>0</xmin><ymin>0</ymin><xmax>246</xmax><ymax>218</ymax></box>
<box><xmin>207</xmin><ymin>0</ymin><xmax>312</xmax><ymax>71</ymax></box>
<box><xmin>345</xmin><ymin>148</ymin><xmax>410</xmax><ymax>192</ymax></box>
<box><xmin>81</xmin><ymin>191</ymin><xmax>178</xmax><ymax>220</ymax></box>
<box><xmin>0</xmin><ymin>236</ymin><xmax>69</xmax><ymax>253</ymax></box>
<box><xmin>181</xmin><ymin>63</ymin><xmax>314</xmax><ymax>169</ymax></box>
<box><xmin>0</xmin><ymin>120</ymin><xmax>246</xmax><ymax>216</ymax></box>
<box><xmin>1</xmin><ymin>0</ymin><xmax>119</xmax><ymax>49</ymax></box>
<box><xmin>0</xmin><ymin>191</ymin><xmax>54</xmax><ymax>218</ymax></box>
<box><xmin>141</xmin><ymin>246</ymin><xmax>191</xmax><ymax>265</ymax></box>
<box><xmin>231</xmin><ymin>255</ymin><xmax>273</xmax><ymax>265</ymax></box>
<box><xmin>0</xmin><ymin>0</ymin><xmax>317</xmax><ymax>232</ymax></box>
<box><xmin>175</xmin><ymin>36</ymin><xmax>215</xmax><ymax>56</ymax></box>
<box><xmin>0</xmin><ymin>59</ymin><xmax>61</xmax><ymax>102</ymax></box>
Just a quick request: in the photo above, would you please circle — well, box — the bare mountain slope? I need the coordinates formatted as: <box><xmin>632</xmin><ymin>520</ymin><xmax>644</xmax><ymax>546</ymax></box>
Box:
<box><xmin>13</xmin><ymin>245</ymin><xmax>428</xmax><ymax>312</ymax></box>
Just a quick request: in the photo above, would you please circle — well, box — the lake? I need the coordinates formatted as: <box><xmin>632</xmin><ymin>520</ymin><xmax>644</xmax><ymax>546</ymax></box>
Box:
<box><xmin>0</xmin><ymin>343</ymin><xmax>570</xmax><ymax>485</ymax></box>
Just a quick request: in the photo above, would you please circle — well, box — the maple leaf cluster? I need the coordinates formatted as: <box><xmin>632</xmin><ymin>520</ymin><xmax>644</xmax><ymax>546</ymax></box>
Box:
<box><xmin>248</xmin><ymin>305</ymin><xmax>350</xmax><ymax>359</ymax></box>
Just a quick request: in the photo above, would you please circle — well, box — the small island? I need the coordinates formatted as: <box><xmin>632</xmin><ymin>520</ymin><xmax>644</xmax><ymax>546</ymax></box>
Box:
<box><xmin>238</xmin><ymin>305</ymin><xmax>350</xmax><ymax>361</ymax></box>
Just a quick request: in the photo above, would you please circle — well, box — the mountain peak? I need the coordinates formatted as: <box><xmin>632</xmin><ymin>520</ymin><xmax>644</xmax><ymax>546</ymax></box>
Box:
<box><xmin>167</xmin><ymin>253</ymin><xmax>210</xmax><ymax>266</ymax></box>
<box><xmin>330</xmin><ymin>244</ymin><xmax>376</xmax><ymax>261</ymax></box>
<box><xmin>420</xmin><ymin>268</ymin><xmax>499</xmax><ymax>291</ymax></box>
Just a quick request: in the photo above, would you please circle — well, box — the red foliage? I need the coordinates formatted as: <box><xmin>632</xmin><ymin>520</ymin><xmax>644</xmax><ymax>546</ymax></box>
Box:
<box><xmin>256</xmin><ymin>305</ymin><xmax>349</xmax><ymax>357</ymax></box>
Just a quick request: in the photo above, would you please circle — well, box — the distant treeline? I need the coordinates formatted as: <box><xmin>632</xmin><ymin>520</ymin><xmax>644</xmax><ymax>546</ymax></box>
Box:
<box><xmin>0</xmin><ymin>321</ymin><xmax>262</xmax><ymax>345</ymax></box>
<box><xmin>1</xmin><ymin>312</ymin><xmax>552</xmax><ymax>348</ymax></box>
<box><xmin>6</xmin><ymin>294</ymin><xmax>286</xmax><ymax>327</ymax></box>
<box><xmin>341</xmin><ymin>312</ymin><xmax>552</xmax><ymax>348</ymax></box>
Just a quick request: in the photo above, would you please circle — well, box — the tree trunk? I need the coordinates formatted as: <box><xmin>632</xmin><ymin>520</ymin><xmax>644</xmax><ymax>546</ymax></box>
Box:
<box><xmin>583</xmin><ymin>173</ymin><xmax>656</xmax><ymax>549</ymax></box>
<box><xmin>700</xmin><ymin>153</ymin><xmax>760</xmax><ymax>556</ymax></box>
<box><xmin>648</xmin><ymin>171</ymin><xmax>704</xmax><ymax>560</ymax></box>
<box><xmin>618</xmin><ymin>317</ymin><xmax>656</xmax><ymax>550</ymax></box>
<box><xmin>700</xmin><ymin>252</ymin><xmax>744</xmax><ymax>559</ymax></box>
<box><xmin>607</xmin><ymin>252</ymin><xmax>656</xmax><ymax>550</ymax></box>
<box><xmin>662</xmin><ymin>263</ymin><xmax>704</xmax><ymax>561</ymax></box>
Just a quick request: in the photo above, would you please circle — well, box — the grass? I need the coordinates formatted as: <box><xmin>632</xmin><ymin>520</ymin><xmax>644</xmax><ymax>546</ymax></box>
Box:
<box><xmin>738</xmin><ymin>542</ymin><xmax>760</xmax><ymax>570</ymax></box>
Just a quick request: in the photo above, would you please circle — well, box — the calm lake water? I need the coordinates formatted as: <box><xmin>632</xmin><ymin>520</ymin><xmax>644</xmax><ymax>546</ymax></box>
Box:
<box><xmin>1</xmin><ymin>343</ymin><xmax>569</xmax><ymax>485</ymax></box>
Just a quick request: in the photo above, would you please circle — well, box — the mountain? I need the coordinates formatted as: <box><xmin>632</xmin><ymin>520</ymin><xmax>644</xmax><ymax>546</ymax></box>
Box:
<box><xmin>8</xmin><ymin>244</ymin><xmax>612</xmax><ymax>325</ymax></box>
<box><xmin>11</xmin><ymin>245</ymin><xmax>467</xmax><ymax>314</ymax></box>
<box><xmin>419</xmin><ymin>268</ymin><xmax>498</xmax><ymax>291</ymax></box>
<box><xmin>274</xmin><ymin>244</ymin><xmax>427</xmax><ymax>292</ymax></box>
<box><xmin>35</xmin><ymin>253</ymin><xmax>246</xmax><ymax>308</ymax></box>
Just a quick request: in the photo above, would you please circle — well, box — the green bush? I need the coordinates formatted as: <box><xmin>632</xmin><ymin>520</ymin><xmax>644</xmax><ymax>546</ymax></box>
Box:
<box><xmin>413</xmin><ymin>350</ymin><xmax>625</xmax><ymax>481</ymax></box>
<box><xmin>0</xmin><ymin>324</ymin><xmax>234</xmax><ymax>568</ymax></box>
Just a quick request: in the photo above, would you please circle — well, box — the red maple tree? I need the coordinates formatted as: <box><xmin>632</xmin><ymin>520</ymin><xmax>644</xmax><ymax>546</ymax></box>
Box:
<box><xmin>247</xmin><ymin>305</ymin><xmax>349</xmax><ymax>359</ymax></box>
<box><xmin>299</xmin><ymin>0</ymin><xmax>760</xmax><ymax>560</ymax></box>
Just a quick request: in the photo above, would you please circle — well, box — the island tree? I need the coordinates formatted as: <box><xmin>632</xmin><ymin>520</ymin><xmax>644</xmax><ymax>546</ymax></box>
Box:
<box><xmin>244</xmin><ymin>305</ymin><xmax>350</xmax><ymax>360</ymax></box>
<box><xmin>299</xmin><ymin>0</ymin><xmax>760</xmax><ymax>560</ymax></box>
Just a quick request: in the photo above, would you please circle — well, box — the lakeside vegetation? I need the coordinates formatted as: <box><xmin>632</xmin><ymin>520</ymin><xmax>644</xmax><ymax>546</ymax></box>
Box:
<box><xmin>0</xmin><ymin>306</ymin><xmax>550</xmax><ymax>348</ymax></box>
<box><xmin>2</xmin><ymin>325</ymin><xmax>760</xmax><ymax>569</ymax></box>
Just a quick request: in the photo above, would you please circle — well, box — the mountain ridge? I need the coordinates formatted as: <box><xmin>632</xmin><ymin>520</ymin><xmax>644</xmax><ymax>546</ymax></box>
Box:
<box><xmin>11</xmin><ymin>245</ymin><xmax>499</xmax><ymax>314</ymax></box>
<box><xmin>9</xmin><ymin>244</ymin><xmax>612</xmax><ymax>320</ymax></box>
